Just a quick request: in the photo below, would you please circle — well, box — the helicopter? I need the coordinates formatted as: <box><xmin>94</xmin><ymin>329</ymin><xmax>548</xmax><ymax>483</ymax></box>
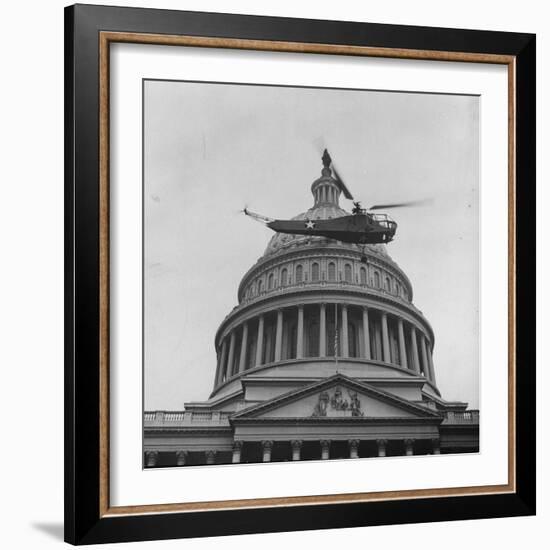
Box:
<box><xmin>244</xmin><ymin>149</ymin><xmax>427</xmax><ymax>249</ymax></box>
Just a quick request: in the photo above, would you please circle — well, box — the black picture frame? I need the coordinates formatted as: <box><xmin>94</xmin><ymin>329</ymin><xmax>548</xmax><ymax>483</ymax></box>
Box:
<box><xmin>65</xmin><ymin>3</ymin><xmax>536</xmax><ymax>545</ymax></box>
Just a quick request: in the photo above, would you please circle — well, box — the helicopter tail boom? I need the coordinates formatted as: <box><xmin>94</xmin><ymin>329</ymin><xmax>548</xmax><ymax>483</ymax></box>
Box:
<box><xmin>243</xmin><ymin>207</ymin><xmax>275</xmax><ymax>225</ymax></box>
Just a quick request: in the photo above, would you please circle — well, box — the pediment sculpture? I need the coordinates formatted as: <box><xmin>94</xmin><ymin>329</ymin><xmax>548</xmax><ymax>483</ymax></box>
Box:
<box><xmin>312</xmin><ymin>386</ymin><xmax>364</xmax><ymax>417</ymax></box>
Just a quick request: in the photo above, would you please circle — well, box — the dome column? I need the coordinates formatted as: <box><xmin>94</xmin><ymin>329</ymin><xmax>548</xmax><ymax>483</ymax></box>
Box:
<box><xmin>255</xmin><ymin>315</ymin><xmax>264</xmax><ymax>367</ymax></box>
<box><xmin>420</xmin><ymin>334</ymin><xmax>430</xmax><ymax>381</ymax></box>
<box><xmin>410</xmin><ymin>326</ymin><xmax>421</xmax><ymax>374</ymax></box>
<box><xmin>397</xmin><ymin>318</ymin><xmax>408</xmax><ymax>369</ymax></box>
<box><xmin>427</xmin><ymin>343</ymin><xmax>437</xmax><ymax>385</ymax></box>
<box><xmin>226</xmin><ymin>331</ymin><xmax>236</xmax><ymax>378</ymax></box>
<box><xmin>362</xmin><ymin>307</ymin><xmax>371</xmax><ymax>360</ymax></box>
<box><xmin>319</xmin><ymin>304</ymin><xmax>326</xmax><ymax>357</ymax></box>
<box><xmin>275</xmin><ymin>310</ymin><xmax>283</xmax><ymax>362</ymax></box>
<box><xmin>381</xmin><ymin>312</ymin><xmax>391</xmax><ymax>363</ymax></box>
<box><xmin>297</xmin><ymin>306</ymin><xmax>304</xmax><ymax>359</ymax></box>
<box><xmin>238</xmin><ymin>322</ymin><xmax>248</xmax><ymax>373</ymax></box>
<box><xmin>215</xmin><ymin>339</ymin><xmax>228</xmax><ymax>385</ymax></box>
<box><xmin>341</xmin><ymin>305</ymin><xmax>349</xmax><ymax>357</ymax></box>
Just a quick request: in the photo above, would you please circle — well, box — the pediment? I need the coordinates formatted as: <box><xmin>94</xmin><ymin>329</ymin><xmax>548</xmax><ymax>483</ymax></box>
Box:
<box><xmin>232</xmin><ymin>374</ymin><xmax>440</xmax><ymax>420</ymax></box>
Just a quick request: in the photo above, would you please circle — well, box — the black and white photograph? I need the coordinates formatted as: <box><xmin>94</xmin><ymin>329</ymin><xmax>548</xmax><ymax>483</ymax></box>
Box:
<box><xmin>143</xmin><ymin>80</ymin><xmax>480</xmax><ymax>468</ymax></box>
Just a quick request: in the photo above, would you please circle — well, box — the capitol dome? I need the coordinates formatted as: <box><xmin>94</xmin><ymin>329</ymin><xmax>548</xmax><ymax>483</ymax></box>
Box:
<box><xmin>215</xmin><ymin>156</ymin><xmax>434</xmax><ymax>400</ymax></box>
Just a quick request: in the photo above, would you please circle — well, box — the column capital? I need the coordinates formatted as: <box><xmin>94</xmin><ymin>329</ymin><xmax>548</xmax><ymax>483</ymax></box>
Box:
<box><xmin>291</xmin><ymin>440</ymin><xmax>303</xmax><ymax>450</ymax></box>
<box><xmin>348</xmin><ymin>439</ymin><xmax>360</xmax><ymax>448</ymax></box>
<box><xmin>175</xmin><ymin>450</ymin><xmax>188</xmax><ymax>466</ymax></box>
<box><xmin>376</xmin><ymin>438</ymin><xmax>388</xmax><ymax>447</ymax></box>
<box><xmin>205</xmin><ymin>450</ymin><xmax>217</xmax><ymax>464</ymax></box>
<box><xmin>404</xmin><ymin>438</ymin><xmax>415</xmax><ymax>456</ymax></box>
<box><xmin>145</xmin><ymin>450</ymin><xmax>159</xmax><ymax>467</ymax></box>
<box><xmin>320</xmin><ymin>439</ymin><xmax>331</xmax><ymax>449</ymax></box>
<box><xmin>261</xmin><ymin>440</ymin><xmax>274</xmax><ymax>450</ymax></box>
<box><xmin>233</xmin><ymin>440</ymin><xmax>244</xmax><ymax>450</ymax></box>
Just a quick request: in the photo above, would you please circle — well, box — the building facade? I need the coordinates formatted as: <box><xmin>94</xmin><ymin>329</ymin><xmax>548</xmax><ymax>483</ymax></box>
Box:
<box><xmin>144</xmin><ymin>156</ymin><xmax>479</xmax><ymax>468</ymax></box>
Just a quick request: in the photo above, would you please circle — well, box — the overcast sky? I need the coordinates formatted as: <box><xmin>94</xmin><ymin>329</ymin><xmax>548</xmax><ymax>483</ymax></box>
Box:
<box><xmin>143</xmin><ymin>80</ymin><xmax>479</xmax><ymax>411</ymax></box>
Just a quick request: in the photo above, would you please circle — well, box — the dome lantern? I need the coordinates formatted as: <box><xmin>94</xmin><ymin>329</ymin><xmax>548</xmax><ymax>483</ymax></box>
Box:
<box><xmin>311</xmin><ymin>149</ymin><xmax>343</xmax><ymax>207</ymax></box>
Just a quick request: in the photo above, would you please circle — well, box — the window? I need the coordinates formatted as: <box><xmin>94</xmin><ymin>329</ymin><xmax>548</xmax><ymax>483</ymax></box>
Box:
<box><xmin>311</xmin><ymin>262</ymin><xmax>320</xmax><ymax>282</ymax></box>
<box><xmin>280</xmin><ymin>268</ymin><xmax>288</xmax><ymax>286</ymax></box>
<box><xmin>385</xmin><ymin>277</ymin><xmax>391</xmax><ymax>291</ymax></box>
<box><xmin>328</xmin><ymin>262</ymin><xmax>336</xmax><ymax>282</ymax></box>
<box><xmin>374</xmin><ymin>271</ymin><xmax>380</xmax><ymax>288</ymax></box>
<box><xmin>257</xmin><ymin>279</ymin><xmax>263</xmax><ymax>294</ymax></box>
<box><xmin>360</xmin><ymin>267</ymin><xmax>367</xmax><ymax>284</ymax></box>
<box><xmin>296</xmin><ymin>264</ymin><xmax>303</xmax><ymax>283</ymax></box>
<box><xmin>344</xmin><ymin>264</ymin><xmax>352</xmax><ymax>283</ymax></box>
<box><xmin>268</xmin><ymin>273</ymin><xmax>274</xmax><ymax>290</ymax></box>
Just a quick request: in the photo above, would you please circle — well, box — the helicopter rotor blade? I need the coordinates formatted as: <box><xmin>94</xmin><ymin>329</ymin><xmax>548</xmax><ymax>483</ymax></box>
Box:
<box><xmin>329</xmin><ymin>160</ymin><xmax>354</xmax><ymax>200</ymax></box>
<box><xmin>369</xmin><ymin>199</ymin><xmax>432</xmax><ymax>210</ymax></box>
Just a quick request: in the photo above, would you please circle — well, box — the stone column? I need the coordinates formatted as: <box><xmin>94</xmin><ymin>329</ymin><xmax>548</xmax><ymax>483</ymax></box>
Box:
<box><xmin>238</xmin><ymin>322</ymin><xmax>248</xmax><ymax>373</ymax></box>
<box><xmin>410</xmin><ymin>326</ymin><xmax>421</xmax><ymax>374</ymax></box>
<box><xmin>420</xmin><ymin>334</ymin><xmax>429</xmax><ymax>380</ymax></box>
<box><xmin>427</xmin><ymin>341</ymin><xmax>437</xmax><ymax>385</ymax></box>
<box><xmin>362</xmin><ymin>307</ymin><xmax>371</xmax><ymax>360</ymax></box>
<box><xmin>376</xmin><ymin>439</ymin><xmax>388</xmax><ymax>457</ymax></box>
<box><xmin>216</xmin><ymin>339</ymin><xmax>228</xmax><ymax>385</ymax></box>
<box><xmin>275</xmin><ymin>310</ymin><xmax>283</xmax><ymax>362</ymax></box>
<box><xmin>262</xmin><ymin>440</ymin><xmax>273</xmax><ymax>462</ymax></box>
<box><xmin>226</xmin><ymin>331</ymin><xmax>236</xmax><ymax>378</ymax></box>
<box><xmin>431</xmin><ymin>438</ymin><xmax>441</xmax><ymax>455</ymax></box>
<box><xmin>342</xmin><ymin>305</ymin><xmax>349</xmax><ymax>357</ymax></box>
<box><xmin>255</xmin><ymin>315</ymin><xmax>264</xmax><ymax>367</ymax></box>
<box><xmin>297</xmin><ymin>306</ymin><xmax>304</xmax><ymax>359</ymax></box>
<box><xmin>291</xmin><ymin>440</ymin><xmax>303</xmax><ymax>461</ymax></box>
<box><xmin>381</xmin><ymin>312</ymin><xmax>391</xmax><ymax>363</ymax></box>
<box><xmin>175</xmin><ymin>450</ymin><xmax>188</xmax><ymax>466</ymax></box>
<box><xmin>348</xmin><ymin>439</ymin><xmax>360</xmax><ymax>459</ymax></box>
<box><xmin>397</xmin><ymin>318</ymin><xmax>408</xmax><ymax>369</ymax></box>
<box><xmin>145</xmin><ymin>450</ymin><xmax>158</xmax><ymax>468</ymax></box>
<box><xmin>404</xmin><ymin>439</ymin><xmax>415</xmax><ymax>456</ymax></box>
<box><xmin>205</xmin><ymin>450</ymin><xmax>216</xmax><ymax>465</ymax></box>
<box><xmin>320</xmin><ymin>440</ymin><xmax>331</xmax><ymax>460</ymax></box>
<box><xmin>232</xmin><ymin>441</ymin><xmax>243</xmax><ymax>463</ymax></box>
<box><xmin>319</xmin><ymin>303</ymin><xmax>326</xmax><ymax>357</ymax></box>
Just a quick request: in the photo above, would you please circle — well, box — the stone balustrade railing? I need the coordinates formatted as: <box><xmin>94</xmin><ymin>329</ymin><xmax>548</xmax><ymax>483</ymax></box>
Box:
<box><xmin>144</xmin><ymin>410</ymin><xmax>232</xmax><ymax>427</ymax></box>
<box><xmin>443</xmin><ymin>410</ymin><xmax>479</xmax><ymax>424</ymax></box>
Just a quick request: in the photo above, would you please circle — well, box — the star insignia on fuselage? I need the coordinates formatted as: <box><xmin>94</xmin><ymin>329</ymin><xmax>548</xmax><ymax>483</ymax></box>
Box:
<box><xmin>305</xmin><ymin>220</ymin><xmax>316</xmax><ymax>229</ymax></box>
